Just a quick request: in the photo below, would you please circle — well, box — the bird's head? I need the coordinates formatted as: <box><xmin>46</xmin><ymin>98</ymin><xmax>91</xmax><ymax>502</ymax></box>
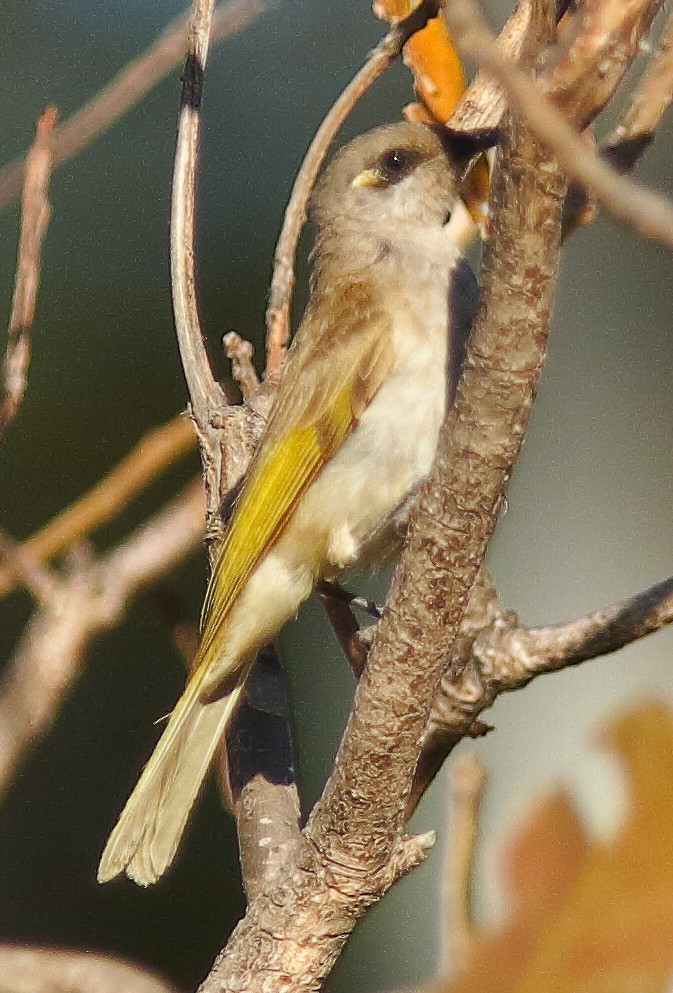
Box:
<box><xmin>311</xmin><ymin>122</ymin><xmax>467</xmax><ymax>237</ymax></box>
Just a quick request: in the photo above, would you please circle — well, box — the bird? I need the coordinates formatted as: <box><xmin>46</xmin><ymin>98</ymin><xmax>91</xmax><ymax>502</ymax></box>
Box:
<box><xmin>98</xmin><ymin>120</ymin><xmax>481</xmax><ymax>886</ymax></box>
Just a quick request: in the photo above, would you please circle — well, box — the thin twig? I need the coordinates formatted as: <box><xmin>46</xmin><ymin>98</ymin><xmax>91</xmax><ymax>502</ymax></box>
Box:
<box><xmin>171</xmin><ymin>0</ymin><xmax>226</xmax><ymax>427</ymax></box>
<box><xmin>0</xmin><ymin>0</ymin><xmax>268</xmax><ymax>212</ymax></box>
<box><xmin>443</xmin><ymin>755</ymin><xmax>487</xmax><ymax>977</ymax></box>
<box><xmin>443</xmin><ymin>0</ymin><xmax>673</xmax><ymax>250</ymax></box>
<box><xmin>317</xmin><ymin>581</ymin><xmax>370</xmax><ymax>679</ymax></box>
<box><xmin>264</xmin><ymin>0</ymin><xmax>441</xmax><ymax>376</ymax></box>
<box><xmin>223</xmin><ymin>331</ymin><xmax>260</xmax><ymax>400</ymax></box>
<box><xmin>1</xmin><ymin>107</ymin><xmax>56</xmax><ymax>439</ymax></box>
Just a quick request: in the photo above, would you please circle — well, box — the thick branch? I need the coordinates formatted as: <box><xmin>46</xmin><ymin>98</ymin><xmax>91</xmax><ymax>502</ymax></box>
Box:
<box><xmin>444</xmin><ymin>0</ymin><xmax>673</xmax><ymax>249</ymax></box>
<box><xmin>226</xmin><ymin>647</ymin><xmax>301</xmax><ymax>903</ymax></box>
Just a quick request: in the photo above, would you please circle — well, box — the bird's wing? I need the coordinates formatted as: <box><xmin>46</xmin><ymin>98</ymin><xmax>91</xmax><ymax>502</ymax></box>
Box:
<box><xmin>196</xmin><ymin>292</ymin><xmax>393</xmax><ymax>674</ymax></box>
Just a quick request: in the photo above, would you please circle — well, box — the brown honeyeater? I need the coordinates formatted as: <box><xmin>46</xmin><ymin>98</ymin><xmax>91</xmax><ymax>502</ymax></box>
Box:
<box><xmin>98</xmin><ymin>121</ymin><xmax>481</xmax><ymax>886</ymax></box>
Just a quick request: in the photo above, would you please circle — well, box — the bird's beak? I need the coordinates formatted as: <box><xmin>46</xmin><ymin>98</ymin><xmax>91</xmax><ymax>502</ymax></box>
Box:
<box><xmin>434</xmin><ymin>125</ymin><xmax>502</xmax><ymax>180</ymax></box>
<box><xmin>351</xmin><ymin>168</ymin><xmax>384</xmax><ymax>189</ymax></box>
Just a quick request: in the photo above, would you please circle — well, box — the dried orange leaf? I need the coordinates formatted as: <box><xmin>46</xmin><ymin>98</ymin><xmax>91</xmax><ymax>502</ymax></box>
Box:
<box><xmin>374</xmin><ymin>1</ymin><xmax>465</xmax><ymax>121</ymax></box>
<box><xmin>421</xmin><ymin>702</ymin><xmax>673</xmax><ymax>993</ymax></box>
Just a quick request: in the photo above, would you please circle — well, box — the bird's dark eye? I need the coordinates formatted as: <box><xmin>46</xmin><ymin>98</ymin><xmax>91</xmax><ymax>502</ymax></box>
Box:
<box><xmin>379</xmin><ymin>148</ymin><xmax>415</xmax><ymax>184</ymax></box>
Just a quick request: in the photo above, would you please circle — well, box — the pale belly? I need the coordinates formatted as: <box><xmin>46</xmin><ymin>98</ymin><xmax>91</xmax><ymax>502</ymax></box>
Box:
<box><xmin>294</xmin><ymin>358</ymin><xmax>447</xmax><ymax>575</ymax></box>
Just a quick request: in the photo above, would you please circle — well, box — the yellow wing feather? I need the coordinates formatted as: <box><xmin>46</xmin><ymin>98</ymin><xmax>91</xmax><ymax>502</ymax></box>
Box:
<box><xmin>197</xmin><ymin>383</ymin><xmax>353</xmax><ymax>665</ymax></box>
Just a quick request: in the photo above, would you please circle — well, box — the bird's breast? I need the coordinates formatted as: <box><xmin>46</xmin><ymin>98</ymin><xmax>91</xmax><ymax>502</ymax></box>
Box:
<box><xmin>285</xmin><ymin>279</ymin><xmax>451</xmax><ymax>576</ymax></box>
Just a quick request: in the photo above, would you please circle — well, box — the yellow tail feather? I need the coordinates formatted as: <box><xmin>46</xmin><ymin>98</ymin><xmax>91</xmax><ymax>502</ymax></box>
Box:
<box><xmin>98</xmin><ymin>662</ymin><xmax>251</xmax><ymax>886</ymax></box>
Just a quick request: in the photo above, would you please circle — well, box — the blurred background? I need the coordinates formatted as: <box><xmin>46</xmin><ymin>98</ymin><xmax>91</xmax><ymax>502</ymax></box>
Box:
<box><xmin>0</xmin><ymin>1</ymin><xmax>672</xmax><ymax>990</ymax></box>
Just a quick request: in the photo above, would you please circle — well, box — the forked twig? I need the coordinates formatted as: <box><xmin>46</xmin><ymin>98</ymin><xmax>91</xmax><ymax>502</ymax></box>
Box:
<box><xmin>0</xmin><ymin>480</ymin><xmax>205</xmax><ymax>798</ymax></box>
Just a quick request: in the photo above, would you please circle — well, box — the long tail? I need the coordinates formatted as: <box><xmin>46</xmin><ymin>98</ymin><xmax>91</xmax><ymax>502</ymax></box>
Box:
<box><xmin>98</xmin><ymin>662</ymin><xmax>251</xmax><ymax>886</ymax></box>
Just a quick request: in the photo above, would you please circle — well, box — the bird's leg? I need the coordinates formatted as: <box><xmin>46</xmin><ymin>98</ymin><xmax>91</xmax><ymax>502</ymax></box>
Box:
<box><xmin>317</xmin><ymin>579</ymin><xmax>383</xmax><ymax>620</ymax></box>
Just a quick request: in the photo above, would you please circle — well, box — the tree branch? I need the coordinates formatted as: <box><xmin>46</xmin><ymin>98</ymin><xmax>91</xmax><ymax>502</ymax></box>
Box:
<box><xmin>169</xmin><ymin>0</ymin><xmax>303</xmax><ymax>911</ymax></box>
<box><xmin>442</xmin><ymin>756</ymin><xmax>487</xmax><ymax>976</ymax></box>
<box><xmin>225</xmin><ymin>646</ymin><xmax>302</xmax><ymax>902</ymax></box>
<box><xmin>0</xmin><ymin>480</ymin><xmax>205</xmax><ymax>799</ymax></box>
<box><xmin>223</xmin><ymin>332</ymin><xmax>260</xmax><ymax>401</ymax></box>
<box><xmin>171</xmin><ymin>0</ymin><xmax>227</xmax><ymax>430</ymax></box>
<box><xmin>476</xmin><ymin>573</ymin><xmax>673</xmax><ymax>690</ymax></box>
<box><xmin>0</xmin><ymin>0</ymin><xmax>268</xmax><ymax>213</ymax></box>
<box><xmin>604</xmin><ymin>9</ymin><xmax>673</xmax><ymax>162</ymax></box>
<box><xmin>0</xmin><ymin>415</ymin><xmax>196</xmax><ymax>598</ymax></box>
<box><xmin>412</xmin><ymin>572</ymin><xmax>673</xmax><ymax>813</ymax></box>
<box><xmin>444</xmin><ymin>0</ymin><xmax>673</xmax><ymax>249</ymax></box>
<box><xmin>1</xmin><ymin>107</ymin><xmax>56</xmax><ymax>439</ymax></box>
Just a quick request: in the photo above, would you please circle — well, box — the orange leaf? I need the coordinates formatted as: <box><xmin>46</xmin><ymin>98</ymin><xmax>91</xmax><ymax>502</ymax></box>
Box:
<box><xmin>373</xmin><ymin>1</ymin><xmax>465</xmax><ymax>121</ymax></box>
<box><xmin>422</xmin><ymin>702</ymin><xmax>673</xmax><ymax>993</ymax></box>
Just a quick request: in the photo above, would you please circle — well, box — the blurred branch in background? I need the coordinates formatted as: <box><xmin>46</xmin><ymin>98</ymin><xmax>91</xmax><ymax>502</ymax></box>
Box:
<box><xmin>604</xmin><ymin>8</ymin><xmax>673</xmax><ymax>160</ymax></box>
<box><xmin>0</xmin><ymin>107</ymin><xmax>56</xmax><ymax>439</ymax></box>
<box><xmin>442</xmin><ymin>756</ymin><xmax>487</xmax><ymax>976</ymax></box>
<box><xmin>0</xmin><ymin>416</ymin><xmax>197</xmax><ymax>597</ymax></box>
<box><xmin>0</xmin><ymin>0</ymin><xmax>269</xmax><ymax>213</ymax></box>
<box><xmin>0</xmin><ymin>480</ymin><xmax>204</xmax><ymax>801</ymax></box>
<box><xmin>0</xmin><ymin>945</ymin><xmax>179</xmax><ymax>993</ymax></box>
